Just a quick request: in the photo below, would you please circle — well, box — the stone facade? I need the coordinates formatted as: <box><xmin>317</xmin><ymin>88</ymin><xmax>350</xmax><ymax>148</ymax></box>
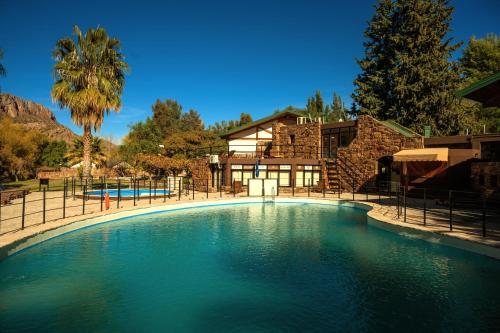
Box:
<box><xmin>271</xmin><ymin>122</ymin><xmax>321</xmax><ymax>159</ymax></box>
<box><xmin>334</xmin><ymin>115</ymin><xmax>423</xmax><ymax>191</ymax></box>
<box><xmin>190</xmin><ymin>157</ymin><xmax>218</xmax><ymax>192</ymax></box>
<box><xmin>471</xmin><ymin>162</ymin><xmax>500</xmax><ymax>194</ymax></box>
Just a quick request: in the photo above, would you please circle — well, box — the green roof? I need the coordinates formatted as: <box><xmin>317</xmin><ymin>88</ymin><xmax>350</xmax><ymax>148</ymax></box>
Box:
<box><xmin>456</xmin><ymin>72</ymin><xmax>500</xmax><ymax>107</ymax></box>
<box><xmin>379</xmin><ymin>119</ymin><xmax>420</xmax><ymax>138</ymax></box>
<box><xmin>220</xmin><ymin>110</ymin><xmax>304</xmax><ymax>138</ymax></box>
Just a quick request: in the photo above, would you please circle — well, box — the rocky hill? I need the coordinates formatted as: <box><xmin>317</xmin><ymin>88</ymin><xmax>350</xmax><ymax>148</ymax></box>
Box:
<box><xmin>0</xmin><ymin>93</ymin><xmax>79</xmax><ymax>144</ymax></box>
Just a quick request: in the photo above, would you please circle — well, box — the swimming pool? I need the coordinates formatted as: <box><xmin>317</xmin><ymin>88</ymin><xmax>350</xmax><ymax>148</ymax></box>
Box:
<box><xmin>85</xmin><ymin>188</ymin><xmax>172</xmax><ymax>197</ymax></box>
<box><xmin>1</xmin><ymin>202</ymin><xmax>499</xmax><ymax>332</ymax></box>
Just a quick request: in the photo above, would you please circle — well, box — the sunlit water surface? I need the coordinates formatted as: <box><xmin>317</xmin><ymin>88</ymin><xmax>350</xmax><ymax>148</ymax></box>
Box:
<box><xmin>1</xmin><ymin>203</ymin><xmax>500</xmax><ymax>332</ymax></box>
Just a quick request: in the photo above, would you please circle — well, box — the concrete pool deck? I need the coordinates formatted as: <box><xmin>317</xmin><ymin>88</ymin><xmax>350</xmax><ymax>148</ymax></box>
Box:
<box><xmin>1</xmin><ymin>192</ymin><xmax>500</xmax><ymax>260</ymax></box>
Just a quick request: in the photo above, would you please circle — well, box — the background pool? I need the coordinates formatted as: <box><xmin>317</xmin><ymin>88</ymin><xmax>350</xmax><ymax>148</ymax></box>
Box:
<box><xmin>85</xmin><ymin>188</ymin><xmax>171</xmax><ymax>197</ymax></box>
<box><xmin>1</xmin><ymin>203</ymin><xmax>500</xmax><ymax>332</ymax></box>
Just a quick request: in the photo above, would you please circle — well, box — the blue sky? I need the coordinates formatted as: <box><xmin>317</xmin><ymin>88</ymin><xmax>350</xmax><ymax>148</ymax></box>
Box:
<box><xmin>1</xmin><ymin>0</ymin><xmax>498</xmax><ymax>142</ymax></box>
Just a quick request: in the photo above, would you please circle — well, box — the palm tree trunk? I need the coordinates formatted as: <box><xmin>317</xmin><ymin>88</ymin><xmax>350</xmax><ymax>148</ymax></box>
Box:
<box><xmin>83</xmin><ymin>124</ymin><xmax>92</xmax><ymax>179</ymax></box>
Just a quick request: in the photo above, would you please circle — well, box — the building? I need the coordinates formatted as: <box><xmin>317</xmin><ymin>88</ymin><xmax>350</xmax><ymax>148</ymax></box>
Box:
<box><xmin>191</xmin><ymin>111</ymin><xmax>423</xmax><ymax>193</ymax></box>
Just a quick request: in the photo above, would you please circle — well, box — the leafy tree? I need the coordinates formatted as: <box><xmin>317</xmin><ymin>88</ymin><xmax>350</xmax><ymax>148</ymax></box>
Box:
<box><xmin>51</xmin><ymin>25</ymin><xmax>128</xmax><ymax>179</ymax></box>
<box><xmin>239</xmin><ymin>112</ymin><xmax>252</xmax><ymax>126</ymax></box>
<box><xmin>179</xmin><ymin>109</ymin><xmax>204</xmax><ymax>132</ymax></box>
<box><xmin>119</xmin><ymin>118</ymin><xmax>162</xmax><ymax>164</ymax></box>
<box><xmin>65</xmin><ymin>137</ymin><xmax>107</xmax><ymax>168</ymax></box>
<box><xmin>162</xmin><ymin>130</ymin><xmax>226</xmax><ymax>158</ymax></box>
<box><xmin>0</xmin><ymin>118</ymin><xmax>45</xmax><ymax>181</ymax></box>
<box><xmin>353</xmin><ymin>0</ymin><xmax>465</xmax><ymax>135</ymax></box>
<box><xmin>40</xmin><ymin>140</ymin><xmax>68</xmax><ymax>167</ymax></box>
<box><xmin>152</xmin><ymin>99</ymin><xmax>183</xmax><ymax>136</ymax></box>
<box><xmin>207</xmin><ymin>120</ymin><xmax>240</xmax><ymax>134</ymax></box>
<box><xmin>208</xmin><ymin>113</ymin><xmax>254</xmax><ymax>134</ymax></box>
<box><xmin>136</xmin><ymin>154</ymin><xmax>189</xmax><ymax>176</ymax></box>
<box><xmin>458</xmin><ymin>33</ymin><xmax>500</xmax><ymax>133</ymax></box>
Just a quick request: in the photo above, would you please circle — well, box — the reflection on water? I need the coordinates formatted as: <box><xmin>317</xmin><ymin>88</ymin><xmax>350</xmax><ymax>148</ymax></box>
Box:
<box><xmin>1</xmin><ymin>203</ymin><xmax>500</xmax><ymax>332</ymax></box>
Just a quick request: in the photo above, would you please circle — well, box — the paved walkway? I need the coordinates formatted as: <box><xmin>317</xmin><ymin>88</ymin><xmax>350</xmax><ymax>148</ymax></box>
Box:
<box><xmin>1</xmin><ymin>189</ymin><xmax>499</xmax><ymax>252</ymax></box>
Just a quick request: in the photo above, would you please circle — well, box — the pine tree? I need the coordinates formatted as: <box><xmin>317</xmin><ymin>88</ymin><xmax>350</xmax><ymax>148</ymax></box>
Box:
<box><xmin>314</xmin><ymin>90</ymin><xmax>324</xmax><ymax>119</ymax></box>
<box><xmin>353</xmin><ymin>0</ymin><xmax>464</xmax><ymax>135</ymax></box>
<box><xmin>352</xmin><ymin>0</ymin><xmax>395</xmax><ymax>119</ymax></box>
<box><xmin>331</xmin><ymin>92</ymin><xmax>348</xmax><ymax>121</ymax></box>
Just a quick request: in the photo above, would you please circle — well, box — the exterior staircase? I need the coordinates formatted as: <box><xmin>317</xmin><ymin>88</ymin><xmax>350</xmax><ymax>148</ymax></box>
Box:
<box><xmin>325</xmin><ymin>159</ymin><xmax>341</xmax><ymax>193</ymax></box>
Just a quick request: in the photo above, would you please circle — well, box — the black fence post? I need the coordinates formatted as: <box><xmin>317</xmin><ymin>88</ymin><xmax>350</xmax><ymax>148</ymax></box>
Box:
<box><xmin>397</xmin><ymin>185</ymin><xmax>400</xmax><ymax>219</ymax></box>
<box><xmin>21</xmin><ymin>190</ymin><xmax>26</xmax><ymax>230</ymax></box>
<box><xmin>206</xmin><ymin>176</ymin><xmax>209</xmax><ymax>199</ymax></box>
<box><xmin>482</xmin><ymin>196</ymin><xmax>486</xmax><ymax>237</ymax></box>
<box><xmin>163</xmin><ymin>179</ymin><xmax>167</xmax><ymax>202</ymax></box>
<box><xmin>43</xmin><ymin>187</ymin><xmax>46</xmax><ymax>224</ymax></box>
<box><xmin>154</xmin><ymin>180</ymin><xmax>157</xmax><ymax>201</ymax></box>
<box><xmin>72</xmin><ymin>177</ymin><xmax>75</xmax><ymax>199</ymax></box>
<box><xmin>323</xmin><ymin>179</ymin><xmax>326</xmax><ymax>198</ymax></box>
<box><xmin>168</xmin><ymin>178</ymin><xmax>171</xmax><ymax>200</ymax></box>
<box><xmin>117</xmin><ymin>179</ymin><xmax>121</xmax><ymax>209</ymax></box>
<box><xmin>449</xmin><ymin>190</ymin><xmax>453</xmax><ymax>231</ymax></box>
<box><xmin>378</xmin><ymin>181</ymin><xmax>381</xmax><ymax>204</ymax></box>
<box><xmin>149</xmin><ymin>180</ymin><xmax>152</xmax><ymax>204</ymax></box>
<box><xmin>423</xmin><ymin>188</ymin><xmax>427</xmax><ymax>226</ymax></box>
<box><xmin>100</xmin><ymin>182</ymin><xmax>104</xmax><ymax>212</ymax></box>
<box><xmin>193</xmin><ymin>179</ymin><xmax>195</xmax><ymax>200</ymax></box>
<box><xmin>308</xmin><ymin>179</ymin><xmax>311</xmax><ymax>197</ymax></box>
<box><xmin>233</xmin><ymin>179</ymin><xmax>235</xmax><ymax>198</ymax></box>
<box><xmin>82</xmin><ymin>185</ymin><xmax>86</xmax><ymax>215</ymax></box>
<box><xmin>179</xmin><ymin>179</ymin><xmax>182</xmax><ymax>201</ymax></box>
<box><xmin>403</xmin><ymin>186</ymin><xmax>407</xmax><ymax>223</ymax></box>
<box><xmin>292</xmin><ymin>178</ymin><xmax>295</xmax><ymax>197</ymax></box>
<box><xmin>63</xmin><ymin>179</ymin><xmax>66</xmax><ymax>219</ymax></box>
<box><xmin>134</xmin><ymin>179</ymin><xmax>137</xmax><ymax>206</ymax></box>
<box><xmin>352</xmin><ymin>177</ymin><xmax>355</xmax><ymax>201</ymax></box>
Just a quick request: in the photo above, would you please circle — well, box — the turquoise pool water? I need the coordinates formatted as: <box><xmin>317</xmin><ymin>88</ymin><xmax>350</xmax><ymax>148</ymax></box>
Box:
<box><xmin>86</xmin><ymin>188</ymin><xmax>171</xmax><ymax>197</ymax></box>
<box><xmin>1</xmin><ymin>203</ymin><xmax>500</xmax><ymax>332</ymax></box>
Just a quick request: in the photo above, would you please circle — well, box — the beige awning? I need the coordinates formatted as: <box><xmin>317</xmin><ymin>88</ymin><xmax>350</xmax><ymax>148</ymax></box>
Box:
<box><xmin>393</xmin><ymin>148</ymin><xmax>448</xmax><ymax>162</ymax></box>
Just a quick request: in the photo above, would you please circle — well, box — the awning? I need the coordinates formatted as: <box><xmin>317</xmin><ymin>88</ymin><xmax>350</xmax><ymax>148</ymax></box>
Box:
<box><xmin>393</xmin><ymin>148</ymin><xmax>448</xmax><ymax>162</ymax></box>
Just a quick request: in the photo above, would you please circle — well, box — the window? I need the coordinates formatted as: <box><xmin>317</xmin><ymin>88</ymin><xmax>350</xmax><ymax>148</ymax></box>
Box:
<box><xmin>279</xmin><ymin>171</ymin><xmax>290</xmax><ymax>186</ymax></box>
<box><xmin>295</xmin><ymin>165</ymin><xmax>321</xmax><ymax>187</ymax></box>
<box><xmin>321</xmin><ymin>126</ymin><xmax>356</xmax><ymax>158</ymax></box>
<box><xmin>231</xmin><ymin>170</ymin><xmax>242</xmax><ymax>183</ymax></box>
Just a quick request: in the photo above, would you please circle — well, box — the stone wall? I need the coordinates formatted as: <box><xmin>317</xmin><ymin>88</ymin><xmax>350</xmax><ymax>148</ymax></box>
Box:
<box><xmin>336</xmin><ymin>115</ymin><xmax>423</xmax><ymax>191</ymax></box>
<box><xmin>36</xmin><ymin>167</ymin><xmax>123</xmax><ymax>179</ymax></box>
<box><xmin>471</xmin><ymin>162</ymin><xmax>500</xmax><ymax>194</ymax></box>
<box><xmin>190</xmin><ymin>157</ymin><xmax>217</xmax><ymax>192</ymax></box>
<box><xmin>271</xmin><ymin>122</ymin><xmax>321</xmax><ymax>159</ymax></box>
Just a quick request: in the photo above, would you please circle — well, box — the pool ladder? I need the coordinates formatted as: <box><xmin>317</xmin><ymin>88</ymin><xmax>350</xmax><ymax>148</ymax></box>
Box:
<box><xmin>263</xmin><ymin>187</ymin><xmax>276</xmax><ymax>203</ymax></box>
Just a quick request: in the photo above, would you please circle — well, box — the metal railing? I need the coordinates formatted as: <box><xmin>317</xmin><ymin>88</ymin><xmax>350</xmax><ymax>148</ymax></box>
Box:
<box><xmin>1</xmin><ymin>175</ymin><xmax>498</xmax><ymax>241</ymax></box>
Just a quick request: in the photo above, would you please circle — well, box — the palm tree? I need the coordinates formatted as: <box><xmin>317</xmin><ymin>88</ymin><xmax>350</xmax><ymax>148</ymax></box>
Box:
<box><xmin>51</xmin><ymin>26</ymin><xmax>128</xmax><ymax>179</ymax></box>
<box><xmin>66</xmin><ymin>137</ymin><xmax>107</xmax><ymax>168</ymax></box>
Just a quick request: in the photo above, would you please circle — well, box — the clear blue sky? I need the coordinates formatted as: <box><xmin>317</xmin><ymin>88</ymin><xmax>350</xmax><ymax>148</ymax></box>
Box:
<box><xmin>1</xmin><ymin>0</ymin><xmax>498</xmax><ymax>142</ymax></box>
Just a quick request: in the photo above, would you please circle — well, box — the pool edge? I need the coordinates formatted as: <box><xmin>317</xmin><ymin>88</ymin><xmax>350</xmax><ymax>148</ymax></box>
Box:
<box><xmin>1</xmin><ymin>197</ymin><xmax>499</xmax><ymax>261</ymax></box>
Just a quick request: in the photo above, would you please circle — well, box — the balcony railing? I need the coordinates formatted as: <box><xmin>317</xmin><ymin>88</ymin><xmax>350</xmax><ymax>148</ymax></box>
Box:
<box><xmin>226</xmin><ymin>144</ymin><xmax>322</xmax><ymax>160</ymax></box>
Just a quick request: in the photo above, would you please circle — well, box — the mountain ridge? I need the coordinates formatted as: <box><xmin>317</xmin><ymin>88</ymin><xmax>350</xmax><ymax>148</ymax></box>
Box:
<box><xmin>0</xmin><ymin>93</ymin><xmax>79</xmax><ymax>144</ymax></box>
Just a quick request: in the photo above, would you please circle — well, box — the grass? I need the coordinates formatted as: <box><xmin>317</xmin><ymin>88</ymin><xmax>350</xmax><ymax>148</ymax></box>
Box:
<box><xmin>0</xmin><ymin>179</ymin><xmax>67</xmax><ymax>191</ymax></box>
<box><xmin>1</xmin><ymin>178</ymin><xmax>143</xmax><ymax>192</ymax></box>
